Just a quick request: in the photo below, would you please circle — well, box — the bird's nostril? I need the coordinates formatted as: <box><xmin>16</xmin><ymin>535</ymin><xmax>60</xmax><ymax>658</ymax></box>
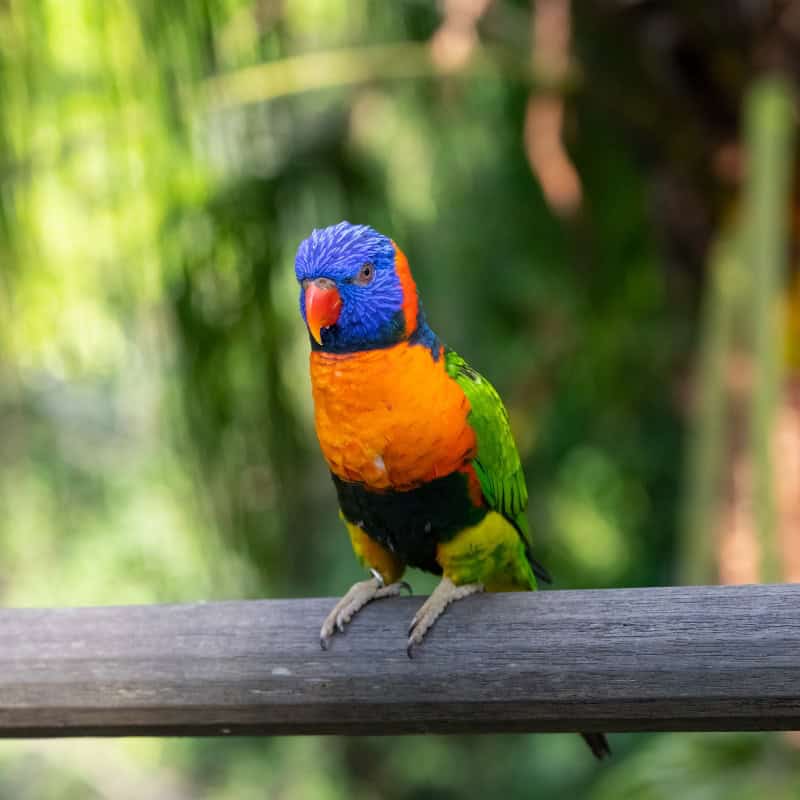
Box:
<box><xmin>313</xmin><ymin>277</ymin><xmax>337</xmax><ymax>291</ymax></box>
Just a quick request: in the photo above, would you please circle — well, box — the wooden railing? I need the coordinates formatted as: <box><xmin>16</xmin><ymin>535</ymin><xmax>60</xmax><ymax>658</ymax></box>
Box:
<box><xmin>1</xmin><ymin>584</ymin><xmax>798</xmax><ymax>737</ymax></box>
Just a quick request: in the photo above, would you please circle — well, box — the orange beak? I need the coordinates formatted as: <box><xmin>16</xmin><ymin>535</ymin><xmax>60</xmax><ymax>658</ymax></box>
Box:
<box><xmin>305</xmin><ymin>279</ymin><xmax>342</xmax><ymax>345</ymax></box>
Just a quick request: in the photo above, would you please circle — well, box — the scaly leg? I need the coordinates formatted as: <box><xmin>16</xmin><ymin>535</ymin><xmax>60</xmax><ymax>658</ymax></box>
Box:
<box><xmin>407</xmin><ymin>577</ymin><xmax>483</xmax><ymax>657</ymax></box>
<box><xmin>320</xmin><ymin>569</ymin><xmax>411</xmax><ymax>649</ymax></box>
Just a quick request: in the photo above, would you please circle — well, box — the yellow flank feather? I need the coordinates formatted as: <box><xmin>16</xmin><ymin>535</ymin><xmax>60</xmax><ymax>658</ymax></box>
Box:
<box><xmin>436</xmin><ymin>512</ymin><xmax>536</xmax><ymax>591</ymax></box>
<box><xmin>343</xmin><ymin>514</ymin><xmax>405</xmax><ymax>584</ymax></box>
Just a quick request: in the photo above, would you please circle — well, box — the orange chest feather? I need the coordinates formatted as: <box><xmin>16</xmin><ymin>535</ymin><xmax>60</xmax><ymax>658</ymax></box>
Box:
<box><xmin>310</xmin><ymin>344</ymin><xmax>476</xmax><ymax>490</ymax></box>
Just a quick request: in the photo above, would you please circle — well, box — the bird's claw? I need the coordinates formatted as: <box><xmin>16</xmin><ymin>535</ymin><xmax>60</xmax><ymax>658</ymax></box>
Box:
<box><xmin>320</xmin><ymin>576</ymin><xmax>413</xmax><ymax>650</ymax></box>
<box><xmin>405</xmin><ymin>578</ymin><xmax>483</xmax><ymax>659</ymax></box>
<box><xmin>406</xmin><ymin>615</ymin><xmax>421</xmax><ymax>658</ymax></box>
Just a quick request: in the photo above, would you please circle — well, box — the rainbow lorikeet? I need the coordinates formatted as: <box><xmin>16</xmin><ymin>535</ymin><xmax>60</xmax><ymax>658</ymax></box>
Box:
<box><xmin>295</xmin><ymin>222</ymin><xmax>609</xmax><ymax>759</ymax></box>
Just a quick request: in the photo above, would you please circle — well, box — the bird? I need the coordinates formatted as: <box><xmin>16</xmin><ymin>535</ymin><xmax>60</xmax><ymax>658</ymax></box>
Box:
<box><xmin>294</xmin><ymin>221</ymin><xmax>610</xmax><ymax>760</ymax></box>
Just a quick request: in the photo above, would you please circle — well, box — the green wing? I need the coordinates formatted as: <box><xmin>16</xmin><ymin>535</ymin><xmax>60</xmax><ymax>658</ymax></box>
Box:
<box><xmin>444</xmin><ymin>348</ymin><xmax>529</xmax><ymax>536</ymax></box>
<box><xmin>445</xmin><ymin>348</ymin><xmax>550</xmax><ymax>583</ymax></box>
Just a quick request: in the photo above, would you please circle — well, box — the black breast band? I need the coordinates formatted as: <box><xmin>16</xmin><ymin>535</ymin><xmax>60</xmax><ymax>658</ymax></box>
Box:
<box><xmin>331</xmin><ymin>470</ymin><xmax>487</xmax><ymax>574</ymax></box>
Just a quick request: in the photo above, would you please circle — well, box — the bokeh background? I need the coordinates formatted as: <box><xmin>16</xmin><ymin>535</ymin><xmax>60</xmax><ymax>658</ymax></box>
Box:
<box><xmin>1</xmin><ymin>0</ymin><xmax>800</xmax><ymax>797</ymax></box>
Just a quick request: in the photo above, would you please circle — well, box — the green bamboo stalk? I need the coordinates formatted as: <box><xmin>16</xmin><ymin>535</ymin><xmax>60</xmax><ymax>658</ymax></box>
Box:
<box><xmin>680</xmin><ymin>227</ymin><xmax>744</xmax><ymax>585</ymax></box>
<box><xmin>743</xmin><ymin>77</ymin><xmax>796</xmax><ymax>583</ymax></box>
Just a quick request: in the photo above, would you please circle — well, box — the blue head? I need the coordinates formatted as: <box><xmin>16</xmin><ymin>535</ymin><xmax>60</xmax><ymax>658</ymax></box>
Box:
<box><xmin>295</xmin><ymin>221</ymin><xmax>427</xmax><ymax>353</ymax></box>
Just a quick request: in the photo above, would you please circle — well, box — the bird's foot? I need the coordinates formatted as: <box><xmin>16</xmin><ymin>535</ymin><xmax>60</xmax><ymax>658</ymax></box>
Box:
<box><xmin>320</xmin><ymin>572</ymin><xmax>411</xmax><ymax>649</ymax></box>
<box><xmin>407</xmin><ymin>577</ymin><xmax>483</xmax><ymax>658</ymax></box>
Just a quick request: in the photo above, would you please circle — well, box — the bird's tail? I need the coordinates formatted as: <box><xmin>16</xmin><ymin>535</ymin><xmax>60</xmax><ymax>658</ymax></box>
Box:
<box><xmin>580</xmin><ymin>732</ymin><xmax>612</xmax><ymax>759</ymax></box>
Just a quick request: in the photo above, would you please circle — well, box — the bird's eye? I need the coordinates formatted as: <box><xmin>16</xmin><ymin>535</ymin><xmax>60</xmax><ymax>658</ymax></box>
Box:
<box><xmin>353</xmin><ymin>262</ymin><xmax>374</xmax><ymax>286</ymax></box>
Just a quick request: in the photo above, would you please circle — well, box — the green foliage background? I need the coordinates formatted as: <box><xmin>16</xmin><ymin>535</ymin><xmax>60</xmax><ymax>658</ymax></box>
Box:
<box><xmin>0</xmin><ymin>1</ymin><xmax>798</xmax><ymax>797</ymax></box>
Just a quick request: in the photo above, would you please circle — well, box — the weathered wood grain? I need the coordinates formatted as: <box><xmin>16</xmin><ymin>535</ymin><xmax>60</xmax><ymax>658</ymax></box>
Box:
<box><xmin>0</xmin><ymin>584</ymin><xmax>798</xmax><ymax>737</ymax></box>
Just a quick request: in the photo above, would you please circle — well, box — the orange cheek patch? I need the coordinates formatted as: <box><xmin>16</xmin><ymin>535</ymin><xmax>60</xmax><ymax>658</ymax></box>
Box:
<box><xmin>391</xmin><ymin>242</ymin><xmax>418</xmax><ymax>334</ymax></box>
<box><xmin>311</xmin><ymin>342</ymin><xmax>476</xmax><ymax>490</ymax></box>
